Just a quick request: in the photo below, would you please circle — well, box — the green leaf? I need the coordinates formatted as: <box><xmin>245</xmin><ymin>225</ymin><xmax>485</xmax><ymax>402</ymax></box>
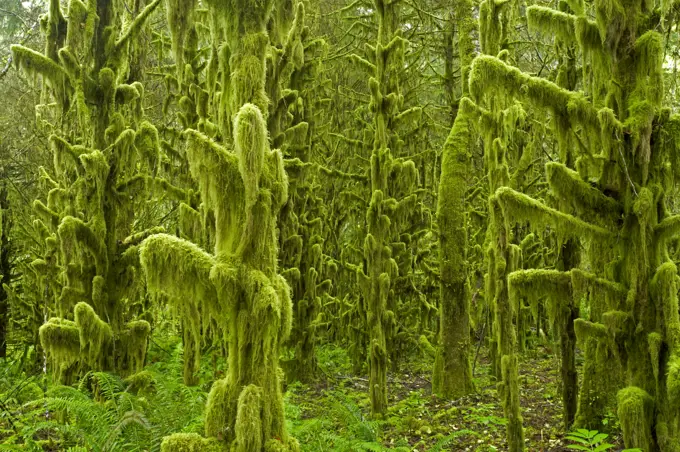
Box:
<box><xmin>592</xmin><ymin>433</ymin><xmax>609</xmax><ymax>444</ymax></box>
<box><xmin>566</xmin><ymin>446</ymin><xmax>591</xmax><ymax>451</ymax></box>
<box><xmin>593</xmin><ymin>443</ymin><xmax>615</xmax><ymax>452</ymax></box>
<box><xmin>565</xmin><ymin>435</ymin><xmax>591</xmax><ymax>445</ymax></box>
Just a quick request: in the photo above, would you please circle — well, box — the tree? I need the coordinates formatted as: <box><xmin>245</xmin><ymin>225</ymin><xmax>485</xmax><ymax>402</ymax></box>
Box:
<box><xmin>431</xmin><ymin>0</ymin><xmax>476</xmax><ymax>399</ymax></box>
<box><xmin>471</xmin><ymin>1</ymin><xmax>680</xmax><ymax>449</ymax></box>
<box><xmin>141</xmin><ymin>0</ymin><xmax>300</xmax><ymax>450</ymax></box>
<box><xmin>11</xmin><ymin>0</ymin><xmax>163</xmax><ymax>381</ymax></box>
<box><xmin>0</xmin><ymin>183</ymin><xmax>12</xmax><ymax>357</ymax></box>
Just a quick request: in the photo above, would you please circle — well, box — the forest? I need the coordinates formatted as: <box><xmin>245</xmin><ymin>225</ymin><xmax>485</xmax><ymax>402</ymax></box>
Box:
<box><xmin>1</xmin><ymin>0</ymin><xmax>680</xmax><ymax>450</ymax></box>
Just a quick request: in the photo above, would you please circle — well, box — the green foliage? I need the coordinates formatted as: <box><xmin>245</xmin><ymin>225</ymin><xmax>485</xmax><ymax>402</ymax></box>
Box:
<box><xmin>565</xmin><ymin>429</ymin><xmax>614</xmax><ymax>451</ymax></box>
<box><xmin>8</xmin><ymin>0</ymin><xmax>680</xmax><ymax>451</ymax></box>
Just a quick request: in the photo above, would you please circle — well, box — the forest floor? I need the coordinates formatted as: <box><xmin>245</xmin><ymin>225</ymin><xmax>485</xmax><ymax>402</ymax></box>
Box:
<box><xmin>0</xmin><ymin>339</ymin><xmax>627</xmax><ymax>451</ymax></box>
<box><xmin>287</xmin><ymin>344</ymin><xmax>626</xmax><ymax>451</ymax></box>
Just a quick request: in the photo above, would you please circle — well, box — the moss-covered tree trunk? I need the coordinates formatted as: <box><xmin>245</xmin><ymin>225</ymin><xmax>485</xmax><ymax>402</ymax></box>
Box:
<box><xmin>355</xmin><ymin>0</ymin><xmax>420</xmax><ymax>417</ymax></box>
<box><xmin>469</xmin><ymin>1</ymin><xmax>680</xmax><ymax>448</ymax></box>
<box><xmin>142</xmin><ymin>1</ymin><xmax>299</xmax><ymax>450</ymax></box>
<box><xmin>432</xmin><ymin>0</ymin><xmax>476</xmax><ymax>399</ymax></box>
<box><xmin>12</xmin><ymin>0</ymin><xmax>162</xmax><ymax>380</ymax></box>
<box><xmin>475</xmin><ymin>2</ymin><xmax>526</xmax><ymax>449</ymax></box>
<box><xmin>268</xmin><ymin>0</ymin><xmax>331</xmax><ymax>383</ymax></box>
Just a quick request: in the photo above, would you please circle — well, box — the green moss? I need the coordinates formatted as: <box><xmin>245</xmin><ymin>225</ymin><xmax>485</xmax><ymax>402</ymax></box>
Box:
<box><xmin>648</xmin><ymin>332</ymin><xmax>663</xmax><ymax>383</ymax></box>
<box><xmin>495</xmin><ymin>186</ymin><xmax>612</xmax><ymax>242</ymax></box>
<box><xmin>574</xmin><ymin>319</ymin><xmax>608</xmax><ymax>342</ymax></box>
<box><xmin>667</xmin><ymin>356</ymin><xmax>680</xmax><ymax>410</ymax></box>
<box><xmin>140</xmin><ymin>233</ymin><xmax>217</xmax><ymax>317</ymax></box>
<box><xmin>470</xmin><ymin>55</ymin><xmax>598</xmax><ymax>136</ymax></box>
<box><xmin>39</xmin><ymin>318</ymin><xmax>80</xmax><ymax>384</ymax></box>
<box><xmin>527</xmin><ymin>6</ymin><xmax>576</xmax><ymax>43</ymax></box>
<box><xmin>234</xmin><ymin>385</ymin><xmax>263</xmax><ymax>451</ymax></box>
<box><xmin>432</xmin><ymin>100</ymin><xmax>474</xmax><ymax>399</ymax></box>
<box><xmin>124</xmin><ymin>370</ymin><xmax>156</xmax><ymax>394</ymax></box>
<box><xmin>74</xmin><ymin>302</ymin><xmax>112</xmax><ymax>370</ymax></box>
<box><xmin>119</xmin><ymin>320</ymin><xmax>150</xmax><ymax>374</ymax></box>
<box><xmin>11</xmin><ymin>45</ymin><xmax>66</xmax><ymax>85</ymax></box>
<box><xmin>498</xmin><ymin>354</ymin><xmax>524</xmax><ymax>451</ymax></box>
<box><xmin>546</xmin><ymin>162</ymin><xmax>621</xmax><ymax>223</ymax></box>
<box><xmin>204</xmin><ymin>377</ymin><xmax>232</xmax><ymax>442</ymax></box>
<box><xmin>617</xmin><ymin>387</ymin><xmax>656</xmax><ymax>451</ymax></box>
<box><xmin>163</xmin><ymin>0</ymin><xmax>198</xmax><ymax>85</ymax></box>
<box><xmin>143</xmin><ymin>102</ymin><xmax>296</xmax><ymax>448</ymax></box>
<box><xmin>161</xmin><ymin>433</ymin><xmax>222</xmax><ymax>452</ymax></box>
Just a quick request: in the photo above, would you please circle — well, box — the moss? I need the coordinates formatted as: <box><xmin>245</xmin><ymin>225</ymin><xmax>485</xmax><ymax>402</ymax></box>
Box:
<box><xmin>634</xmin><ymin>31</ymin><xmax>664</xmax><ymax>107</ymax></box>
<box><xmin>527</xmin><ymin>6</ymin><xmax>576</xmax><ymax>43</ymax></box>
<box><xmin>478</xmin><ymin>0</ymin><xmax>514</xmax><ymax>56</ymax></box>
<box><xmin>617</xmin><ymin>387</ymin><xmax>656</xmax><ymax>451</ymax></box>
<box><xmin>432</xmin><ymin>101</ymin><xmax>474</xmax><ymax>399</ymax></box>
<box><xmin>74</xmin><ymin>301</ymin><xmax>112</xmax><ymax>370</ymax></box>
<box><xmin>161</xmin><ymin>433</ymin><xmax>222</xmax><ymax>452</ymax></box>
<box><xmin>667</xmin><ymin>356</ymin><xmax>680</xmax><ymax>410</ymax></box>
<box><xmin>498</xmin><ymin>354</ymin><xmax>524</xmax><ymax>451</ymax></box>
<box><xmin>58</xmin><ymin>216</ymin><xmax>107</xmax><ymax>278</ymax></box>
<box><xmin>140</xmin><ymin>233</ymin><xmax>218</xmax><ymax>317</ymax></box>
<box><xmin>11</xmin><ymin>45</ymin><xmax>66</xmax><ymax>85</ymax></box>
<box><xmin>654</xmin><ymin>214</ymin><xmax>680</xmax><ymax>244</ymax></box>
<box><xmin>648</xmin><ymin>332</ymin><xmax>663</xmax><ymax>383</ymax></box>
<box><xmin>470</xmin><ymin>55</ymin><xmax>598</xmax><ymax>137</ymax></box>
<box><xmin>163</xmin><ymin>0</ymin><xmax>198</xmax><ymax>85</ymax></box>
<box><xmin>204</xmin><ymin>378</ymin><xmax>231</xmax><ymax>441</ymax></box>
<box><xmin>508</xmin><ymin>269</ymin><xmax>571</xmax><ymax>324</ymax></box>
<box><xmin>574</xmin><ymin>319</ymin><xmax>608</xmax><ymax>342</ymax></box>
<box><xmin>651</xmin><ymin>261</ymin><xmax>680</xmax><ymax>353</ymax></box>
<box><xmin>39</xmin><ymin>318</ymin><xmax>80</xmax><ymax>384</ymax></box>
<box><xmin>115</xmin><ymin>0</ymin><xmax>163</xmax><ymax>52</ymax></box>
<box><xmin>546</xmin><ymin>162</ymin><xmax>621</xmax><ymax>223</ymax></box>
<box><xmin>123</xmin><ymin>370</ymin><xmax>156</xmax><ymax>394</ymax></box>
<box><xmin>117</xmin><ymin>320</ymin><xmax>150</xmax><ymax>375</ymax></box>
<box><xmin>495</xmin><ymin>186</ymin><xmax>612</xmax><ymax>242</ymax></box>
<box><xmin>234</xmin><ymin>385</ymin><xmax>263</xmax><ymax>451</ymax></box>
<box><xmin>143</xmin><ymin>102</ymin><xmax>296</xmax><ymax>448</ymax></box>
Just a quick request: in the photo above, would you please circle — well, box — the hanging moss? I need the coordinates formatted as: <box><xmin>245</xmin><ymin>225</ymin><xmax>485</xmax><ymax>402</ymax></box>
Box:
<box><xmin>74</xmin><ymin>301</ymin><xmax>112</xmax><ymax>371</ymax></box>
<box><xmin>495</xmin><ymin>187</ymin><xmax>612</xmax><ymax>242</ymax></box>
<box><xmin>470</xmin><ymin>56</ymin><xmax>598</xmax><ymax>136</ymax></box>
<box><xmin>142</xmin><ymin>103</ymin><xmax>297</xmax><ymax>450</ymax></box>
<box><xmin>527</xmin><ymin>6</ymin><xmax>577</xmax><ymax>43</ymax></box>
<box><xmin>498</xmin><ymin>354</ymin><xmax>524</xmax><ymax>451</ymax></box>
<box><xmin>164</xmin><ymin>0</ymin><xmax>198</xmax><ymax>85</ymax></box>
<box><xmin>11</xmin><ymin>45</ymin><xmax>66</xmax><ymax>85</ymax></box>
<box><xmin>13</xmin><ymin>0</ymin><xmax>163</xmax><ymax>382</ymax></box>
<box><xmin>545</xmin><ymin>162</ymin><xmax>622</xmax><ymax>224</ymax></box>
<box><xmin>119</xmin><ymin>320</ymin><xmax>151</xmax><ymax>376</ymax></box>
<box><xmin>39</xmin><ymin>318</ymin><xmax>80</xmax><ymax>384</ymax></box>
<box><xmin>617</xmin><ymin>387</ymin><xmax>656</xmax><ymax>451</ymax></box>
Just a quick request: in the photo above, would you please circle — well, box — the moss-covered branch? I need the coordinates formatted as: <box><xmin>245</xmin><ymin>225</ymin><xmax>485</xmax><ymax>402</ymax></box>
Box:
<box><xmin>545</xmin><ymin>162</ymin><xmax>622</xmax><ymax>220</ymax></box>
<box><xmin>494</xmin><ymin>186</ymin><xmax>613</xmax><ymax>241</ymax></box>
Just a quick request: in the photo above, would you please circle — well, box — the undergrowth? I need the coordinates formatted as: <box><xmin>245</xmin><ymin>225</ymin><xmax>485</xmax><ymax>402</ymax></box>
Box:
<box><xmin>0</xmin><ymin>340</ymin><xmax>623</xmax><ymax>451</ymax></box>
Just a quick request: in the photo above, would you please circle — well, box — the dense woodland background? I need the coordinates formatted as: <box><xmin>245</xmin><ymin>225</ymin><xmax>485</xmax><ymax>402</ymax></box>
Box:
<box><xmin>1</xmin><ymin>0</ymin><xmax>680</xmax><ymax>451</ymax></box>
